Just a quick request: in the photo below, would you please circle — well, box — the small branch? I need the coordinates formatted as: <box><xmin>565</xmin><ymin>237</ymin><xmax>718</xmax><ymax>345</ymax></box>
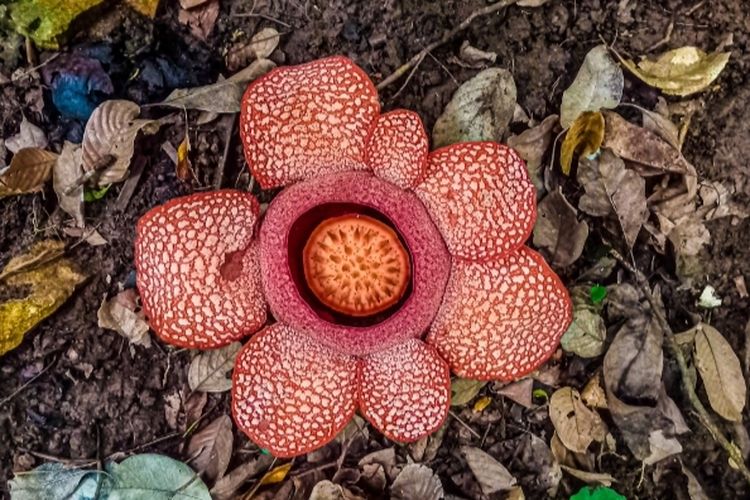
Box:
<box><xmin>610</xmin><ymin>249</ymin><xmax>750</xmax><ymax>485</ymax></box>
<box><xmin>0</xmin><ymin>358</ymin><xmax>58</xmax><ymax>407</ymax></box>
<box><xmin>376</xmin><ymin>0</ymin><xmax>518</xmax><ymax>91</ymax></box>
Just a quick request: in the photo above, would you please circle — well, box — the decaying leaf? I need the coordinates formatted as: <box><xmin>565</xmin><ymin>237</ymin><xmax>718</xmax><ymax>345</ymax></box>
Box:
<box><xmin>97</xmin><ymin>289</ymin><xmax>150</xmax><ymax>348</ymax></box>
<box><xmin>635</xmin><ymin>101</ymin><xmax>681</xmax><ymax>151</ymax></box>
<box><xmin>247</xmin><ymin>27</ymin><xmax>280</xmax><ymax>60</ymax></box>
<box><xmin>560</xmin><ymin>45</ymin><xmax>623</xmax><ymax>128</ymax></box>
<box><xmin>581</xmin><ymin>376</ymin><xmax>608</xmax><ymax>409</ymax></box>
<box><xmin>187</xmin><ymin>414</ymin><xmax>234</xmax><ymax>482</ymax></box>
<box><xmin>560</xmin><ymin>466</ymin><xmax>616</xmax><ymax>487</ymax></box>
<box><xmin>577</xmin><ymin>148</ymin><xmax>648</xmax><ymax>248</ymax></box>
<box><xmin>6</xmin><ymin>116</ymin><xmax>48</xmax><ymax>154</ymax></box>
<box><xmin>258</xmin><ymin>462</ymin><xmax>292</xmax><ymax>486</ymax></box>
<box><xmin>451</xmin><ymin>378</ymin><xmax>487</xmax><ymax>406</ymax></box>
<box><xmin>432</xmin><ymin>68</ymin><xmax>517</xmax><ymax>147</ymax></box>
<box><xmin>390</xmin><ymin>464</ymin><xmax>444</xmax><ymax>500</ymax></box>
<box><xmin>9</xmin><ymin>463</ymin><xmax>103</xmax><ymax>499</ymax></box>
<box><xmin>187</xmin><ymin>342</ymin><xmax>242</xmax><ymax>392</ymax></box>
<box><xmin>561</xmin><ymin>298</ymin><xmax>606</xmax><ymax>359</ymax></box>
<box><xmin>9</xmin><ymin>0</ymin><xmax>106</xmax><ymax>48</ymax></box>
<box><xmin>0</xmin><ymin>147</ymin><xmax>58</xmax><ymax>198</ymax></box>
<box><xmin>560</xmin><ymin>111</ymin><xmax>604</xmax><ymax>175</ymax></box>
<box><xmin>533</xmin><ymin>190</ymin><xmax>589</xmax><ymax>268</ymax></box>
<box><xmin>693</xmin><ymin>323</ymin><xmax>746</xmax><ymax>421</ymax></box>
<box><xmin>160</xmin><ymin>58</ymin><xmax>276</xmax><ymax>113</ymax></box>
<box><xmin>495</xmin><ymin>378</ymin><xmax>534</xmax><ymax>409</ymax></box>
<box><xmin>618</xmin><ymin>46</ymin><xmax>730</xmax><ymax>96</ymax></box>
<box><xmin>680</xmin><ymin>463</ymin><xmax>710</xmax><ymax>500</ymax></box>
<box><xmin>210</xmin><ymin>454</ymin><xmax>274</xmax><ymax>500</ymax></box>
<box><xmin>178</xmin><ymin>0</ymin><xmax>220</xmax><ymax>41</ymax></box>
<box><xmin>126</xmin><ymin>0</ymin><xmax>160</xmax><ymax>17</ymax></box>
<box><xmin>0</xmin><ymin>240</ymin><xmax>86</xmax><ymax>356</ymax></box>
<box><xmin>53</xmin><ymin>141</ymin><xmax>85</xmax><ymax>228</ymax></box>
<box><xmin>507</xmin><ymin>114</ymin><xmax>558</xmax><ymax>193</ymax></box>
<box><xmin>176</xmin><ymin>131</ymin><xmax>193</xmax><ymax>181</ymax></box>
<box><xmin>549</xmin><ymin>387</ymin><xmax>607</xmax><ymax>453</ymax></box>
<box><xmin>82</xmin><ymin>100</ymin><xmax>159</xmax><ymax>186</ymax></box>
<box><xmin>106</xmin><ymin>453</ymin><xmax>211</xmax><ymax>499</ymax></box>
<box><xmin>461</xmin><ymin>447</ymin><xmax>516</xmax><ymax>495</ymax></box>
<box><xmin>456</xmin><ymin>40</ymin><xmax>497</xmax><ymax>68</ymax></box>
<box><xmin>518</xmin><ymin>434</ymin><xmax>562</xmax><ymax>496</ymax></box>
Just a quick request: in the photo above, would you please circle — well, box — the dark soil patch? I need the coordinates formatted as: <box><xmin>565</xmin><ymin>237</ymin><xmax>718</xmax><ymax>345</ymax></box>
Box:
<box><xmin>1</xmin><ymin>0</ymin><xmax>749</xmax><ymax>498</ymax></box>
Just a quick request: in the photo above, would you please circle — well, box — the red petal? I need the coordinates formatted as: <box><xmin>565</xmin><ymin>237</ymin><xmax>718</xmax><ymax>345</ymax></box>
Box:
<box><xmin>358</xmin><ymin>339</ymin><xmax>450</xmax><ymax>442</ymax></box>
<box><xmin>365</xmin><ymin>110</ymin><xmax>428</xmax><ymax>189</ymax></box>
<box><xmin>232</xmin><ymin>323</ymin><xmax>358</xmax><ymax>457</ymax></box>
<box><xmin>135</xmin><ymin>190</ymin><xmax>267</xmax><ymax>348</ymax></box>
<box><xmin>240</xmin><ymin>56</ymin><xmax>380</xmax><ymax>189</ymax></box>
<box><xmin>415</xmin><ymin>142</ymin><xmax>536</xmax><ymax>261</ymax></box>
<box><xmin>427</xmin><ymin>247</ymin><xmax>572</xmax><ymax>380</ymax></box>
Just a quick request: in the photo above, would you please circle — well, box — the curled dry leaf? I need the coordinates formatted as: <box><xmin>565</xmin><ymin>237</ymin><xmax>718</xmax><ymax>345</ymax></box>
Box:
<box><xmin>432</xmin><ymin>68</ymin><xmax>517</xmax><ymax>147</ymax></box>
<box><xmin>187</xmin><ymin>414</ymin><xmax>234</xmax><ymax>483</ymax></box>
<box><xmin>0</xmin><ymin>147</ymin><xmax>58</xmax><ymax>198</ymax></box>
<box><xmin>53</xmin><ymin>141</ymin><xmax>85</xmax><ymax>228</ymax></box>
<box><xmin>187</xmin><ymin>342</ymin><xmax>242</xmax><ymax>393</ymax></box>
<box><xmin>549</xmin><ymin>387</ymin><xmax>607</xmax><ymax>453</ymax></box>
<box><xmin>560</xmin><ymin>297</ymin><xmax>606</xmax><ymax>359</ymax></box>
<box><xmin>0</xmin><ymin>240</ymin><xmax>86</xmax><ymax>355</ymax></box>
<box><xmin>451</xmin><ymin>377</ymin><xmax>487</xmax><ymax>406</ymax></box>
<box><xmin>618</xmin><ymin>46</ymin><xmax>730</xmax><ymax>96</ymax></box>
<box><xmin>82</xmin><ymin>100</ymin><xmax>158</xmax><ymax>186</ymax></box>
<box><xmin>560</xmin><ymin>111</ymin><xmax>604</xmax><ymax>176</ymax></box>
<box><xmin>390</xmin><ymin>464</ymin><xmax>444</xmax><ymax>500</ymax></box>
<box><xmin>693</xmin><ymin>323</ymin><xmax>746</xmax><ymax>422</ymax></box>
<box><xmin>533</xmin><ymin>190</ymin><xmax>589</xmax><ymax>268</ymax></box>
<box><xmin>560</xmin><ymin>45</ymin><xmax>623</xmax><ymax>128</ymax></box>
<box><xmin>456</xmin><ymin>40</ymin><xmax>497</xmax><ymax>68</ymax></box>
<box><xmin>461</xmin><ymin>447</ymin><xmax>516</xmax><ymax>495</ymax></box>
<box><xmin>507</xmin><ymin>114</ymin><xmax>558</xmax><ymax>193</ymax></box>
<box><xmin>97</xmin><ymin>289</ymin><xmax>150</xmax><ymax>348</ymax></box>
<box><xmin>6</xmin><ymin>116</ymin><xmax>48</xmax><ymax>153</ymax></box>
<box><xmin>577</xmin><ymin>149</ymin><xmax>648</xmax><ymax>249</ymax></box>
<box><xmin>309</xmin><ymin>480</ymin><xmax>363</xmax><ymax>500</ymax></box>
<box><xmin>560</xmin><ymin>466</ymin><xmax>616</xmax><ymax>487</ymax></box>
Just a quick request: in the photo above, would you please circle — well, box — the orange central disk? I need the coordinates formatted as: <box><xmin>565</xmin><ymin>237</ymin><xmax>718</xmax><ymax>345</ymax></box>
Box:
<box><xmin>302</xmin><ymin>214</ymin><xmax>411</xmax><ymax>317</ymax></box>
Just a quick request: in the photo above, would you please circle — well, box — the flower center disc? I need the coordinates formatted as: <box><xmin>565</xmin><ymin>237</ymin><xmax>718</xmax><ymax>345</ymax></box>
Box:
<box><xmin>302</xmin><ymin>214</ymin><xmax>411</xmax><ymax>317</ymax></box>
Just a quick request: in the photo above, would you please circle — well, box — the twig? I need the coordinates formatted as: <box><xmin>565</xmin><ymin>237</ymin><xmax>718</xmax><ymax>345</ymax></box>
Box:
<box><xmin>449</xmin><ymin>409</ymin><xmax>482</xmax><ymax>439</ymax></box>
<box><xmin>609</xmin><ymin>249</ymin><xmax>750</xmax><ymax>485</ymax></box>
<box><xmin>0</xmin><ymin>358</ymin><xmax>58</xmax><ymax>407</ymax></box>
<box><xmin>376</xmin><ymin>0</ymin><xmax>518</xmax><ymax>91</ymax></box>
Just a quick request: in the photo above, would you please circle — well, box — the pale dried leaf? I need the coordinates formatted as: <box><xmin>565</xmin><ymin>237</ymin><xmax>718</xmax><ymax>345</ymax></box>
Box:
<box><xmin>495</xmin><ymin>378</ymin><xmax>534</xmax><ymax>408</ymax></box>
<box><xmin>210</xmin><ymin>455</ymin><xmax>274</xmax><ymax>500</ymax></box>
<box><xmin>560</xmin><ymin>45</ymin><xmax>623</xmax><ymax>128</ymax></box>
<box><xmin>53</xmin><ymin>141</ymin><xmax>84</xmax><ymax>228</ymax></box>
<box><xmin>581</xmin><ymin>376</ymin><xmax>607</xmax><ymax>409</ymax></box>
<box><xmin>644</xmin><ymin>429</ymin><xmax>683</xmax><ymax>465</ymax></box>
<box><xmin>178</xmin><ymin>0</ymin><xmax>219</xmax><ymax>41</ymax></box>
<box><xmin>507</xmin><ymin>114</ymin><xmax>558</xmax><ymax>192</ymax></box>
<box><xmin>549</xmin><ymin>387</ymin><xmax>608</xmax><ymax>453</ymax></box>
<box><xmin>461</xmin><ymin>446</ymin><xmax>516</xmax><ymax>495</ymax></box>
<box><xmin>6</xmin><ymin>116</ymin><xmax>48</xmax><ymax>153</ymax></box>
<box><xmin>390</xmin><ymin>464</ymin><xmax>444</xmax><ymax>500</ymax></box>
<box><xmin>188</xmin><ymin>414</ymin><xmax>234</xmax><ymax>482</ymax></box>
<box><xmin>533</xmin><ymin>190</ymin><xmax>589</xmax><ymax>268</ymax></box>
<box><xmin>188</xmin><ymin>342</ymin><xmax>242</xmax><ymax>393</ymax></box>
<box><xmin>433</xmin><ymin>68</ymin><xmax>516</xmax><ymax>147</ymax></box>
<box><xmin>694</xmin><ymin>323</ymin><xmax>746</xmax><ymax>421</ymax></box>
<box><xmin>248</xmin><ymin>28</ymin><xmax>280</xmax><ymax>59</ymax></box>
<box><xmin>0</xmin><ymin>148</ymin><xmax>58</xmax><ymax>197</ymax></box>
<box><xmin>457</xmin><ymin>40</ymin><xmax>497</xmax><ymax>67</ymax></box>
<box><xmin>451</xmin><ymin>378</ymin><xmax>487</xmax><ymax>406</ymax></box>
<box><xmin>560</xmin><ymin>466</ymin><xmax>616</xmax><ymax>486</ymax></box>
<box><xmin>638</xmin><ymin>103</ymin><xmax>681</xmax><ymax>150</ymax></box>
<box><xmin>97</xmin><ymin>289</ymin><xmax>150</xmax><ymax>347</ymax></box>
<box><xmin>680</xmin><ymin>463</ymin><xmax>710</xmax><ymax>500</ymax></box>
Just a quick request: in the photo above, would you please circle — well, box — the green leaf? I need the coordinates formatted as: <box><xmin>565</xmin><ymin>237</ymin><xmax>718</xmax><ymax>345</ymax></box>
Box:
<box><xmin>532</xmin><ymin>388</ymin><xmax>548</xmax><ymax>401</ymax></box>
<box><xmin>9</xmin><ymin>463</ymin><xmax>105</xmax><ymax>500</ymax></box>
<box><xmin>84</xmin><ymin>185</ymin><xmax>111</xmax><ymax>202</ymax></box>
<box><xmin>450</xmin><ymin>378</ymin><xmax>487</xmax><ymax>406</ymax></box>
<box><xmin>9</xmin><ymin>0</ymin><xmax>106</xmax><ymax>49</ymax></box>
<box><xmin>590</xmin><ymin>285</ymin><xmax>607</xmax><ymax>304</ymax></box>
<box><xmin>570</xmin><ymin>486</ymin><xmax>626</xmax><ymax>500</ymax></box>
<box><xmin>106</xmin><ymin>453</ymin><xmax>211</xmax><ymax>500</ymax></box>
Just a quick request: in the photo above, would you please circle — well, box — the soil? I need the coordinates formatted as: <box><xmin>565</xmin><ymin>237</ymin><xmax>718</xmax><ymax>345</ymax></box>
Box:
<box><xmin>1</xmin><ymin>0</ymin><xmax>749</xmax><ymax>499</ymax></box>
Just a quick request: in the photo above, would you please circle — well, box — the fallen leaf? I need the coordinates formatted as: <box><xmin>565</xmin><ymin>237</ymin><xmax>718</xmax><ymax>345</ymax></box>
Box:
<box><xmin>694</xmin><ymin>323</ymin><xmax>746</xmax><ymax>421</ymax></box>
<box><xmin>179</xmin><ymin>0</ymin><xmax>210</xmax><ymax>8</ymax></box>
<box><xmin>259</xmin><ymin>462</ymin><xmax>292</xmax><ymax>486</ymax></box>
<box><xmin>6</xmin><ymin>116</ymin><xmax>48</xmax><ymax>153</ymax></box>
<box><xmin>560</xmin><ymin>111</ymin><xmax>604</xmax><ymax>175</ymax></box>
<box><xmin>560</xmin><ymin>466</ymin><xmax>616</xmax><ymax>487</ymax></box>
<box><xmin>97</xmin><ymin>289</ymin><xmax>150</xmax><ymax>348</ymax></box>
<box><xmin>680</xmin><ymin>463</ymin><xmax>710</xmax><ymax>500</ymax></box>
<box><xmin>160</xmin><ymin>59</ymin><xmax>276</xmax><ymax>113</ymax></box>
<box><xmin>9</xmin><ymin>463</ymin><xmax>104</xmax><ymax>499</ymax></box>
<box><xmin>697</xmin><ymin>286</ymin><xmax>722</xmax><ymax>309</ymax></box>
<box><xmin>577</xmin><ymin>149</ymin><xmax>648</xmax><ymax>248</ymax></box>
<box><xmin>473</xmin><ymin>396</ymin><xmax>492</xmax><ymax>412</ymax></box>
<box><xmin>82</xmin><ymin>100</ymin><xmax>158</xmax><ymax>186</ymax></box>
<box><xmin>517</xmin><ymin>0</ymin><xmax>551</xmax><ymax>5</ymax></box>
<box><xmin>247</xmin><ymin>27</ymin><xmax>280</xmax><ymax>60</ymax></box>
<box><xmin>432</xmin><ymin>67</ymin><xmax>517</xmax><ymax>147</ymax></box>
<box><xmin>561</xmin><ymin>306</ymin><xmax>606</xmax><ymax>358</ymax></box>
<box><xmin>533</xmin><ymin>190</ymin><xmax>589</xmax><ymax>267</ymax></box>
<box><xmin>176</xmin><ymin>131</ymin><xmax>193</xmax><ymax>181</ymax></box>
<box><xmin>106</xmin><ymin>453</ymin><xmax>211</xmax><ymax>499</ymax></box>
<box><xmin>618</xmin><ymin>46</ymin><xmax>730</xmax><ymax>96</ymax></box>
<box><xmin>187</xmin><ymin>342</ymin><xmax>242</xmax><ymax>392</ymax></box>
<box><xmin>0</xmin><ymin>240</ymin><xmax>86</xmax><ymax>355</ymax></box>
<box><xmin>62</xmin><ymin>227</ymin><xmax>108</xmax><ymax>246</ymax></box>
<box><xmin>309</xmin><ymin>480</ymin><xmax>363</xmax><ymax>500</ymax></box>
<box><xmin>456</xmin><ymin>40</ymin><xmax>497</xmax><ymax>68</ymax></box>
<box><xmin>549</xmin><ymin>387</ymin><xmax>608</xmax><ymax>453</ymax></box>
<box><xmin>581</xmin><ymin>376</ymin><xmax>607</xmax><ymax>409</ymax></box>
<box><xmin>126</xmin><ymin>0</ymin><xmax>160</xmax><ymax>17</ymax></box>
<box><xmin>518</xmin><ymin>434</ymin><xmax>562</xmax><ymax>496</ymax></box>
<box><xmin>451</xmin><ymin>378</ymin><xmax>487</xmax><ymax>406</ymax></box>
<box><xmin>603</xmin><ymin>111</ymin><xmax>691</xmax><ymax>176</ymax></box>
<box><xmin>178</xmin><ymin>0</ymin><xmax>219</xmax><ymax>41</ymax></box>
<box><xmin>495</xmin><ymin>378</ymin><xmax>534</xmax><ymax>408</ymax></box>
<box><xmin>187</xmin><ymin>415</ymin><xmax>234</xmax><ymax>482</ymax></box>
<box><xmin>9</xmin><ymin>0</ymin><xmax>106</xmax><ymax>48</ymax></box>
<box><xmin>507</xmin><ymin>115</ymin><xmax>558</xmax><ymax>193</ymax></box>
<box><xmin>390</xmin><ymin>464</ymin><xmax>444</xmax><ymax>500</ymax></box>
<box><xmin>53</xmin><ymin>141</ymin><xmax>85</xmax><ymax>228</ymax></box>
<box><xmin>635</xmin><ymin>101</ymin><xmax>681</xmax><ymax>150</ymax></box>
<box><xmin>560</xmin><ymin>45</ymin><xmax>623</xmax><ymax>128</ymax></box>
<box><xmin>461</xmin><ymin>447</ymin><xmax>516</xmax><ymax>495</ymax></box>
<box><xmin>210</xmin><ymin>455</ymin><xmax>274</xmax><ymax>500</ymax></box>
<box><xmin>0</xmin><ymin>148</ymin><xmax>58</xmax><ymax>198</ymax></box>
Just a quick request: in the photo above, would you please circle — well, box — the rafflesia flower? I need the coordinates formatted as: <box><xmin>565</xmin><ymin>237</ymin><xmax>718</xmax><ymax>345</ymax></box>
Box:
<box><xmin>134</xmin><ymin>57</ymin><xmax>572</xmax><ymax>457</ymax></box>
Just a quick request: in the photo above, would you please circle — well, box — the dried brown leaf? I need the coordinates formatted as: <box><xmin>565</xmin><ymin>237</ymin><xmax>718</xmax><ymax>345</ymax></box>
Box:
<box><xmin>694</xmin><ymin>323</ymin><xmax>746</xmax><ymax>421</ymax></box>
<box><xmin>560</xmin><ymin>111</ymin><xmax>604</xmax><ymax>175</ymax></box>
<box><xmin>390</xmin><ymin>464</ymin><xmax>444</xmax><ymax>500</ymax></box>
<box><xmin>560</xmin><ymin>466</ymin><xmax>616</xmax><ymax>487</ymax></box>
<box><xmin>187</xmin><ymin>414</ymin><xmax>234</xmax><ymax>482</ymax></box>
<box><xmin>0</xmin><ymin>147</ymin><xmax>58</xmax><ymax>197</ymax></box>
<box><xmin>53</xmin><ymin>141</ymin><xmax>84</xmax><ymax>228</ymax></box>
<box><xmin>188</xmin><ymin>342</ymin><xmax>242</xmax><ymax>393</ymax></box>
<box><xmin>210</xmin><ymin>454</ymin><xmax>274</xmax><ymax>500</ymax></box>
<box><xmin>178</xmin><ymin>0</ymin><xmax>219</xmax><ymax>41</ymax></box>
<box><xmin>533</xmin><ymin>190</ymin><xmax>589</xmax><ymax>267</ymax></box>
<box><xmin>495</xmin><ymin>378</ymin><xmax>534</xmax><ymax>409</ymax></box>
<box><xmin>6</xmin><ymin>116</ymin><xmax>48</xmax><ymax>153</ymax></box>
<box><xmin>549</xmin><ymin>387</ymin><xmax>608</xmax><ymax>453</ymax></box>
<box><xmin>97</xmin><ymin>289</ymin><xmax>150</xmax><ymax>347</ymax></box>
<box><xmin>507</xmin><ymin>114</ymin><xmax>558</xmax><ymax>192</ymax></box>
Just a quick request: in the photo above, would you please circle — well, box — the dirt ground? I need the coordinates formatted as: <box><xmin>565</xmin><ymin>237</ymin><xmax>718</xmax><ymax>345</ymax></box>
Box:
<box><xmin>1</xmin><ymin>0</ymin><xmax>749</xmax><ymax>498</ymax></box>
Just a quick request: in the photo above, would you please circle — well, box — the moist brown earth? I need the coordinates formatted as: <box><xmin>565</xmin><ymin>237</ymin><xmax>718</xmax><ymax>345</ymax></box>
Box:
<box><xmin>1</xmin><ymin>0</ymin><xmax>749</xmax><ymax>498</ymax></box>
